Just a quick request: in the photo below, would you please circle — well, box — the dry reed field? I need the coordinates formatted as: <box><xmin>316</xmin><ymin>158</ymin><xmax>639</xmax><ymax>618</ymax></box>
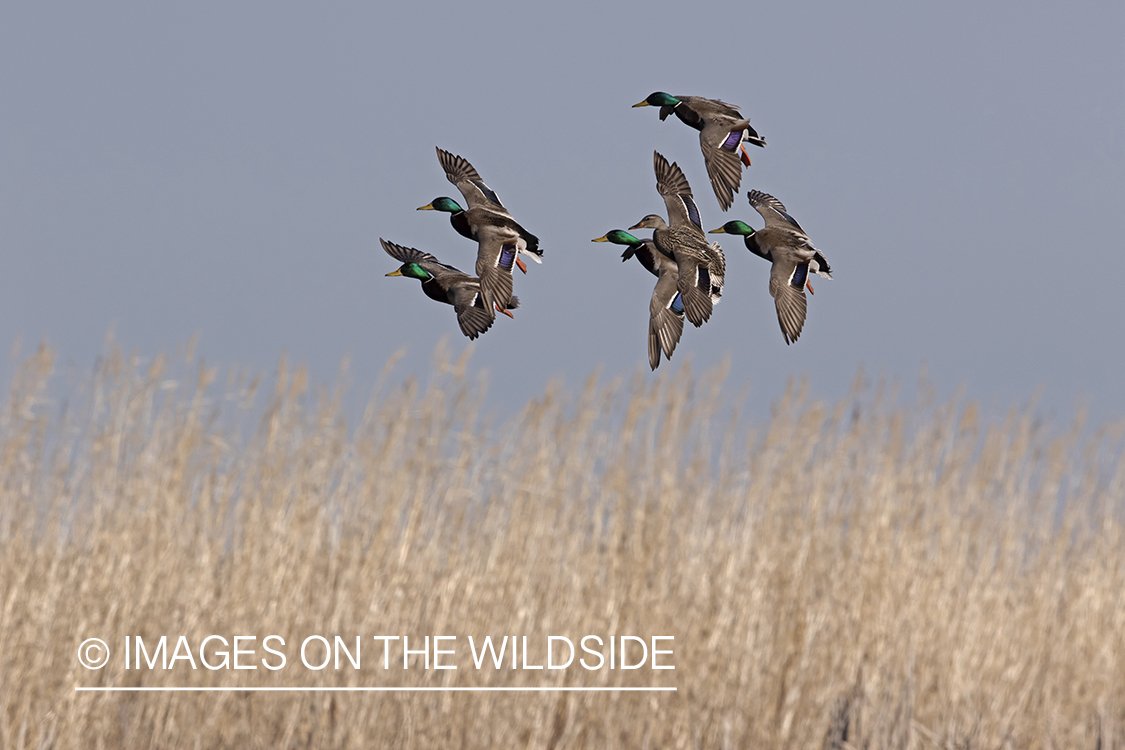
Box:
<box><xmin>1</xmin><ymin>340</ymin><xmax>1123</xmax><ymax>749</ymax></box>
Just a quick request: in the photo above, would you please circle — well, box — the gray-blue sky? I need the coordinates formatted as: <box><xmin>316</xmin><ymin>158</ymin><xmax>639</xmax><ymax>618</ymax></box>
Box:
<box><xmin>2</xmin><ymin>0</ymin><xmax>1123</xmax><ymax>420</ymax></box>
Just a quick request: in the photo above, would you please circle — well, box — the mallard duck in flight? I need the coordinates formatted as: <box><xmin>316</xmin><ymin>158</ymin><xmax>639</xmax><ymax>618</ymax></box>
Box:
<box><xmin>381</xmin><ymin>239</ymin><xmax>518</xmax><ymax>341</ymax></box>
<box><xmin>629</xmin><ymin>152</ymin><xmax>725</xmax><ymax>328</ymax></box>
<box><xmin>419</xmin><ymin>148</ymin><xmax>542</xmax><ymax>279</ymax></box>
<box><xmin>709</xmin><ymin>190</ymin><xmax>832</xmax><ymax>344</ymax></box>
<box><xmin>633</xmin><ymin>93</ymin><xmax>766</xmax><ymax>212</ymax></box>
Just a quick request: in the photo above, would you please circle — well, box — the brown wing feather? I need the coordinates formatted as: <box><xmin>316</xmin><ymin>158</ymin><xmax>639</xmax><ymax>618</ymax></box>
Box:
<box><xmin>437</xmin><ymin>147</ymin><xmax>483</xmax><ymax>185</ymax></box>
<box><xmin>654</xmin><ymin>151</ymin><xmax>693</xmax><ymax>199</ymax></box>
<box><xmin>380</xmin><ymin>239</ymin><xmax>440</xmax><ymax>266</ymax></box>
<box><xmin>678</xmin><ymin>96</ymin><xmax>743</xmax><ymax>118</ymax></box>
<box><xmin>769</xmin><ymin>261</ymin><xmax>808</xmax><ymax>345</ymax></box>
<box><xmin>450</xmin><ymin>285</ymin><xmax>495</xmax><ymax>340</ymax></box>
<box><xmin>747</xmin><ymin>189</ymin><xmax>812</xmax><ymax>236</ymax></box>
<box><xmin>474</xmin><ymin>229</ymin><xmax>518</xmax><ymax>313</ymax></box>
<box><xmin>654</xmin><ymin>151</ymin><xmax>704</xmax><ymax>231</ymax></box>
<box><xmin>700</xmin><ymin>122</ymin><xmax>747</xmax><ymax>211</ymax></box>
<box><xmin>647</xmin><ymin>325</ymin><xmax>661</xmax><ymax>371</ymax></box>
<box><xmin>649</xmin><ymin>270</ymin><xmax>684</xmax><ymax>368</ymax></box>
<box><xmin>436</xmin><ymin>147</ymin><xmax>507</xmax><ymax>211</ymax></box>
<box><xmin>677</xmin><ymin>258</ymin><xmax>713</xmax><ymax>327</ymax></box>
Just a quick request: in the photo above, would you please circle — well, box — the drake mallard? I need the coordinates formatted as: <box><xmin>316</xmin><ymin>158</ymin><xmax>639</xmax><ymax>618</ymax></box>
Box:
<box><xmin>593</xmin><ymin>229</ymin><xmax>685</xmax><ymax>370</ymax></box>
<box><xmin>381</xmin><ymin>238</ymin><xmax>518</xmax><ymax>340</ymax></box>
<box><xmin>633</xmin><ymin>93</ymin><xmax>766</xmax><ymax>212</ymax></box>
<box><xmin>629</xmin><ymin>152</ymin><xmax>725</xmax><ymax>328</ymax></box>
<box><xmin>709</xmin><ymin>190</ymin><xmax>832</xmax><ymax>344</ymax></box>
<box><xmin>418</xmin><ymin>148</ymin><xmax>542</xmax><ymax>282</ymax></box>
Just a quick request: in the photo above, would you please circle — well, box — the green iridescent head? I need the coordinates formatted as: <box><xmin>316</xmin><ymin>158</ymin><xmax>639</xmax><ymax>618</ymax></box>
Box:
<box><xmin>709</xmin><ymin>220</ymin><xmax>755</xmax><ymax>236</ymax></box>
<box><xmin>592</xmin><ymin>230</ymin><xmax>643</xmax><ymax>247</ymax></box>
<box><xmin>386</xmin><ymin>262</ymin><xmax>432</xmax><ymax>281</ymax></box>
<box><xmin>633</xmin><ymin>92</ymin><xmax>681</xmax><ymax>108</ymax></box>
<box><xmin>417</xmin><ymin>197</ymin><xmax>463</xmax><ymax>213</ymax></box>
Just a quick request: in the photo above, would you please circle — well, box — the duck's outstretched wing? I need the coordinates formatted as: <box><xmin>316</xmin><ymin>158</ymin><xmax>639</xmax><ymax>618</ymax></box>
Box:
<box><xmin>748</xmin><ymin>190</ymin><xmax>808</xmax><ymax>235</ymax></box>
<box><xmin>437</xmin><ymin>147</ymin><xmax>506</xmax><ymax>211</ymax></box>
<box><xmin>648</xmin><ymin>268</ymin><xmax>684</xmax><ymax>370</ymax></box>
<box><xmin>449</xmin><ymin>284</ymin><xmax>497</xmax><ymax>341</ymax></box>
<box><xmin>474</xmin><ymin>227</ymin><xmax>520</xmax><ymax>314</ymax></box>
<box><xmin>380</xmin><ymin>238</ymin><xmax>440</xmax><ymax>266</ymax></box>
<box><xmin>678</xmin><ymin>96</ymin><xmax>744</xmax><ymax>119</ymax></box>
<box><xmin>769</xmin><ymin>259</ymin><xmax>809</xmax><ymax>345</ymax></box>
<box><xmin>654</xmin><ymin>151</ymin><xmax>704</xmax><ymax>233</ymax></box>
<box><xmin>699</xmin><ymin>116</ymin><xmax>752</xmax><ymax>211</ymax></box>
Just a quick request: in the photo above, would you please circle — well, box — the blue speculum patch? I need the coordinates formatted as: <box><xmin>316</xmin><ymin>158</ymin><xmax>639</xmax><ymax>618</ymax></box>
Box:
<box><xmin>474</xmin><ymin>181</ymin><xmax>502</xmax><ymax>206</ymax></box>
<box><xmin>790</xmin><ymin>263</ymin><xmax>809</xmax><ymax>288</ymax></box>
<box><xmin>684</xmin><ymin>196</ymin><xmax>702</xmax><ymax>230</ymax></box>
<box><xmin>698</xmin><ymin>266</ymin><xmax>711</xmax><ymax>290</ymax></box>
<box><xmin>670</xmin><ymin>294</ymin><xmax>685</xmax><ymax>315</ymax></box>
<box><xmin>499</xmin><ymin>246</ymin><xmax>516</xmax><ymax>272</ymax></box>
<box><xmin>778</xmin><ymin>209</ymin><xmax>804</xmax><ymax>232</ymax></box>
<box><xmin>721</xmin><ymin>131</ymin><xmax>742</xmax><ymax>150</ymax></box>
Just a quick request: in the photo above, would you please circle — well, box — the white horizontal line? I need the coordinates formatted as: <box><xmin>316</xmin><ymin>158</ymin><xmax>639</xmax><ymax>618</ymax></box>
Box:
<box><xmin>76</xmin><ymin>686</ymin><xmax>676</xmax><ymax>693</ymax></box>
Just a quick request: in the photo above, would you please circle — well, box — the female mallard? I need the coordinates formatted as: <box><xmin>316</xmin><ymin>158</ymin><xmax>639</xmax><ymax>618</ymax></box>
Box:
<box><xmin>418</xmin><ymin>147</ymin><xmax>542</xmax><ymax>279</ymax></box>
<box><xmin>381</xmin><ymin>239</ymin><xmax>518</xmax><ymax>341</ymax></box>
<box><xmin>593</xmin><ymin>229</ymin><xmax>685</xmax><ymax>370</ymax></box>
<box><xmin>633</xmin><ymin>93</ymin><xmax>766</xmax><ymax>211</ymax></box>
<box><xmin>629</xmin><ymin>152</ymin><xmax>725</xmax><ymax>328</ymax></box>
<box><xmin>709</xmin><ymin>190</ymin><xmax>832</xmax><ymax>344</ymax></box>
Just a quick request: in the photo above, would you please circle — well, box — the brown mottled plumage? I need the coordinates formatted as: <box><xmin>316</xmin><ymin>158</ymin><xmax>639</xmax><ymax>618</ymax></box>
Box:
<box><xmin>630</xmin><ymin>152</ymin><xmax>725</xmax><ymax>328</ymax></box>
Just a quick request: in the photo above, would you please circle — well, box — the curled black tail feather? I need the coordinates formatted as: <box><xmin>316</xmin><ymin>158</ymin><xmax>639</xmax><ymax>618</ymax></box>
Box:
<box><xmin>519</xmin><ymin>226</ymin><xmax>542</xmax><ymax>258</ymax></box>
<box><xmin>813</xmin><ymin>251</ymin><xmax>832</xmax><ymax>277</ymax></box>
